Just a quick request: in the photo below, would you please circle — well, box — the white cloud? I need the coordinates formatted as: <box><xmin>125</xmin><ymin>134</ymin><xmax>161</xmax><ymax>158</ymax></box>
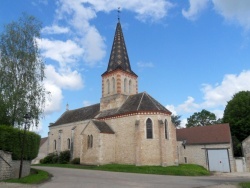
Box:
<box><xmin>201</xmin><ymin>70</ymin><xmax>250</xmax><ymax>108</ymax></box>
<box><xmin>212</xmin><ymin>0</ymin><xmax>250</xmax><ymax>31</ymax></box>
<box><xmin>137</xmin><ymin>61</ymin><xmax>154</xmax><ymax>68</ymax></box>
<box><xmin>44</xmin><ymin>82</ymin><xmax>63</xmax><ymax>115</ymax></box>
<box><xmin>37</xmin><ymin>38</ymin><xmax>84</xmax><ymax>66</ymax></box>
<box><xmin>165</xmin><ymin>105</ymin><xmax>177</xmax><ymax>115</ymax></box>
<box><xmin>182</xmin><ymin>0</ymin><xmax>209</xmax><ymax>20</ymax></box>
<box><xmin>177</xmin><ymin>96</ymin><xmax>200</xmax><ymax>113</ymax></box>
<box><xmin>45</xmin><ymin>65</ymin><xmax>84</xmax><ymax>90</ymax></box>
<box><xmin>42</xmin><ymin>25</ymin><xmax>70</xmax><ymax>34</ymax></box>
<box><xmin>83</xmin><ymin>100</ymin><xmax>92</xmax><ymax>107</ymax></box>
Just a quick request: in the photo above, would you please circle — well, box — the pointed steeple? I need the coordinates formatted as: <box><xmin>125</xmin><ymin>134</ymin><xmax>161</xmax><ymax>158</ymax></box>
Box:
<box><xmin>103</xmin><ymin>22</ymin><xmax>137</xmax><ymax>76</ymax></box>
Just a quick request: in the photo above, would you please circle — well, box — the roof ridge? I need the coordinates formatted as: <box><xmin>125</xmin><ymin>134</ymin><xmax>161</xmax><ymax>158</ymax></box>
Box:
<box><xmin>116</xmin><ymin>95</ymin><xmax>130</xmax><ymax>112</ymax></box>
<box><xmin>137</xmin><ymin>92</ymin><xmax>145</xmax><ymax>111</ymax></box>
<box><xmin>145</xmin><ymin>92</ymin><xmax>161</xmax><ymax>110</ymax></box>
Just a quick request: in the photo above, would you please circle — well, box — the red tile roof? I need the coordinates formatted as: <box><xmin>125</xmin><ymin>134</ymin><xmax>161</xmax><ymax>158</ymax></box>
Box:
<box><xmin>176</xmin><ymin>124</ymin><xmax>231</xmax><ymax>145</ymax></box>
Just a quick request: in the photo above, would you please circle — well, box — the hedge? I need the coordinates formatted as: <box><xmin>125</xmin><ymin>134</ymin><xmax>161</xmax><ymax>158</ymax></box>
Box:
<box><xmin>0</xmin><ymin>125</ymin><xmax>41</xmax><ymax>160</ymax></box>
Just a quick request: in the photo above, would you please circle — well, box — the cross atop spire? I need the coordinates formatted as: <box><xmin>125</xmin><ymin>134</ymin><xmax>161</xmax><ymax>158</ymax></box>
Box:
<box><xmin>117</xmin><ymin>7</ymin><xmax>121</xmax><ymax>22</ymax></box>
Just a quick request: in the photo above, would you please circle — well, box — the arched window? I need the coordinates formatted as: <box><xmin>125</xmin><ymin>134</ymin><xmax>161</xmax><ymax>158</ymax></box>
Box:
<box><xmin>112</xmin><ymin>77</ymin><xmax>115</xmax><ymax>93</ymax></box>
<box><xmin>124</xmin><ymin>78</ymin><xmax>127</xmax><ymax>93</ymax></box>
<box><xmin>67</xmin><ymin>138</ymin><xmax>71</xmax><ymax>149</ymax></box>
<box><xmin>90</xmin><ymin>135</ymin><xmax>93</xmax><ymax>148</ymax></box>
<box><xmin>107</xmin><ymin>79</ymin><xmax>110</xmax><ymax>94</ymax></box>
<box><xmin>165</xmin><ymin>119</ymin><xmax>168</xmax><ymax>139</ymax></box>
<box><xmin>54</xmin><ymin>140</ymin><xmax>57</xmax><ymax>150</ymax></box>
<box><xmin>146</xmin><ymin>118</ymin><xmax>153</xmax><ymax>139</ymax></box>
<box><xmin>129</xmin><ymin>80</ymin><xmax>132</xmax><ymax>93</ymax></box>
<box><xmin>87</xmin><ymin>135</ymin><xmax>90</xmax><ymax>148</ymax></box>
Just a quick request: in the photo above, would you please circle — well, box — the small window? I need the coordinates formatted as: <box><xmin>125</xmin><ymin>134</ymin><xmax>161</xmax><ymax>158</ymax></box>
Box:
<box><xmin>165</xmin><ymin>119</ymin><xmax>168</xmax><ymax>139</ymax></box>
<box><xmin>107</xmin><ymin>79</ymin><xmax>110</xmax><ymax>94</ymax></box>
<box><xmin>54</xmin><ymin>140</ymin><xmax>56</xmax><ymax>150</ymax></box>
<box><xmin>129</xmin><ymin>80</ymin><xmax>132</xmax><ymax>93</ymax></box>
<box><xmin>67</xmin><ymin>138</ymin><xmax>70</xmax><ymax>149</ymax></box>
<box><xmin>90</xmin><ymin>135</ymin><xmax>93</xmax><ymax>148</ymax></box>
<box><xmin>87</xmin><ymin>135</ymin><xmax>90</xmax><ymax>149</ymax></box>
<box><xmin>112</xmin><ymin>77</ymin><xmax>115</xmax><ymax>93</ymax></box>
<box><xmin>146</xmin><ymin>118</ymin><xmax>153</xmax><ymax>139</ymax></box>
<box><xmin>124</xmin><ymin>78</ymin><xmax>127</xmax><ymax>92</ymax></box>
<box><xmin>184</xmin><ymin>157</ymin><xmax>187</xmax><ymax>163</ymax></box>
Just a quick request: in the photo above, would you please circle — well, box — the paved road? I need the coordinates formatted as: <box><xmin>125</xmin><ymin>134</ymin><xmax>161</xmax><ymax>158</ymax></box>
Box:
<box><xmin>1</xmin><ymin>167</ymin><xmax>249</xmax><ymax>188</ymax></box>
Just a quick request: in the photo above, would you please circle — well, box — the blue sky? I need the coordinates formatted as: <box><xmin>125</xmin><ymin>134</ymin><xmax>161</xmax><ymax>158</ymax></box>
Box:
<box><xmin>1</xmin><ymin>0</ymin><xmax>250</xmax><ymax>137</ymax></box>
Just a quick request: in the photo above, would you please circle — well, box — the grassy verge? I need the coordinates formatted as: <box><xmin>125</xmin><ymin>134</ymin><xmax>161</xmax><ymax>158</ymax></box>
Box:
<box><xmin>33</xmin><ymin>163</ymin><xmax>210</xmax><ymax>176</ymax></box>
<box><xmin>3</xmin><ymin>168</ymin><xmax>51</xmax><ymax>184</ymax></box>
<box><xmin>240</xmin><ymin>182</ymin><xmax>250</xmax><ymax>188</ymax></box>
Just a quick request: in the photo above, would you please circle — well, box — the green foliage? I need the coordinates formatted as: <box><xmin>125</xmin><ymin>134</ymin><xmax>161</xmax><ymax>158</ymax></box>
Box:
<box><xmin>58</xmin><ymin>150</ymin><xmax>71</xmax><ymax>164</ymax></box>
<box><xmin>0</xmin><ymin>125</ymin><xmax>40</xmax><ymax>160</ymax></box>
<box><xmin>4</xmin><ymin>168</ymin><xmax>50</xmax><ymax>184</ymax></box>
<box><xmin>223</xmin><ymin>91</ymin><xmax>250</xmax><ymax>143</ymax></box>
<box><xmin>34</xmin><ymin>163</ymin><xmax>210</xmax><ymax>176</ymax></box>
<box><xmin>186</xmin><ymin>109</ymin><xmax>218</xmax><ymax>127</ymax></box>
<box><xmin>41</xmin><ymin>150</ymin><xmax>70</xmax><ymax>164</ymax></box>
<box><xmin>0</xmin><ymin>13</ymin><xmax>46</xmax><ymax>127</ymax></box>
<box><xmin>71</xmin><ymin>158</ymin><xmax>80</xmax><ymax>164</ymax></box>
<box><xmin>171</xmin><ymin>115</ymin><xmax>181</xmax><ymax>127</ymax></box>
<box><xmin>240</xmin><ymin>182</ymin><xmax>250</xmax><ymax>188</ymax></box>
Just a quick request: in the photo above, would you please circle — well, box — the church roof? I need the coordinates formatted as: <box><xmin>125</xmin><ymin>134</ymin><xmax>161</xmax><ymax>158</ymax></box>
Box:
<box><xmin>176</xmin><ymin>123</ymin><xmax>231</xmax><ymax>145</ymax></box>
<box><xmin>102</xmin><ymin>22</ymin><xmax>137</xmax><ymax>77</ymax></box>
<box><xmin>51</xmin><ymin>103</ymin><xmax>100</xmax><ymax>126</ymax></box>
<box><xmin>97</xmin><ymin>92</ymin><xmax>171</xmax><ymax>118</ymax></box>
<box><xmin>92</xmin><ymin>120</ymin><xmax>114</xmax><ymax>134</ymax></box>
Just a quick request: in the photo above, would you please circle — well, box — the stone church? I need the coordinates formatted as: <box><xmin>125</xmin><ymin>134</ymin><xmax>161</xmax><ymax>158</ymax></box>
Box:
<box><xmin>48</xmin><ymin>20</ymin><xmax>178</xmax><ymax>166</ymax></box>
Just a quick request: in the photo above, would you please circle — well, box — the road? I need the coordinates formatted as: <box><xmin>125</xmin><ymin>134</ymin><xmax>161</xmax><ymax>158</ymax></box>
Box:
<box><xmin>1</xmin><ymin>167</ymin><xmax>249</xmax><ymax>188</ymax></box>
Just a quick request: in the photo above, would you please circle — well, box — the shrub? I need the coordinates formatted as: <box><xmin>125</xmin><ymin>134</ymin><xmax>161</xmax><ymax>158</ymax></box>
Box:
<box><xmin>0</xmin><ymin>125</ymin><xmax>40</xmax><ymax>160</ymax></box>
<box><xmin>41</xmin><ymin>153</ymin><xmax>58</xmax><ymax>164</ymax></box>
<box><xmin>71</xmin><ymin>158</ymin><xmax>80</xmax><ymax>164</ymax></box>
<box><xmin>58</xmin><ymin>150</ymin><xmax>70</xmax><ymax>164</ymax></box>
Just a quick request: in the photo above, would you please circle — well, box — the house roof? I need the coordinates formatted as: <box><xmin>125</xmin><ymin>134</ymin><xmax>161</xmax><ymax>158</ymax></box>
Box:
<box><xmin>92</xmin><ymin>120</ymin><xmax>114</xmax><ymax>134</ymax></box>
<box><xmin>40</xmin><ymin>137</ymin><xmax>48</xmax><ymax>147</ymax></box>
<box><xmin>51</xmin><ymin>103</ymin><xmax>100</xmax><ymax>126</ymax></box>
<box><xmin>176</xmin><ymin>123</ymin><xmax>231</xmax><ymax>145</ymax></box>
<box><xmin>97</xmin><ymin>92</ymin><xmax>171</xmax><ymax>118</ymax></box>
<box><xmin>102</xmin><ymin>21</ymin><xmax>137</xmax><ymax>77</ymax></box>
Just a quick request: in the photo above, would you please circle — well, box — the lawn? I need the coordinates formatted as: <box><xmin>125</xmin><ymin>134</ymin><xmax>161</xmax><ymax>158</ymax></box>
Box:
<box><xmin>34</xmin><ymin>163</ymin><xmax>210</xmax><ymax>176</ymax></box>
<box><xmin>3</xmin><ymin>168</ymin><xmax>50</xmax><ymax>184</ymax></box>
<box><xmin>240</xmin><ymin>182</ymin><xmax>250</xmax><ymax>188</ymax></box>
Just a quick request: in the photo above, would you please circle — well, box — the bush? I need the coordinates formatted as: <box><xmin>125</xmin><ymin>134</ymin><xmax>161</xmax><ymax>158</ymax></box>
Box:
<box><xmin>58</xmin><ymin>150</ymin><xmax>70</xmax><ymax>164</ymax></box>
<box><xmin>71</xmin><ymin>158</ymin><xmax>80</xmax><ymax>164</ymax></box>
<box><xmin>40</xmin><ymin>153</ymin><xmax>58</xmax><ymax>164</ymax></box>
<box><xmin>0</xmin><ymin>125</ymin><xmax>40</xmax><ymax>160</ymax></box>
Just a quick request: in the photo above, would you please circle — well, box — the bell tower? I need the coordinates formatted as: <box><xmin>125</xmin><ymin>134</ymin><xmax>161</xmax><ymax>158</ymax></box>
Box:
<box><xmin>100</xmin><ymin>20</ymin><xmax>138</xmax><ymax>111</ymax></box>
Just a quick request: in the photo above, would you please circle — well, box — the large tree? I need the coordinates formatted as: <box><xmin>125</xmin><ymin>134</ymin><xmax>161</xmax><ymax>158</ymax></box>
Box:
<box><xmin>171</xmin><ymin>115</ymin><xmax>181</xmax><ymax>128</ymax></box>
<box><xmin>186</xmin><ymin>109</ymin><xmax>217</xmax><ymax>127</ymax></box>
<box><xmin>223</xmin><ymin>91</ymin><xmax>250</xmax><ymax>142</ymax></box>
<box><xmin>0</xmin><ymin>14</ymin><xmax>46</xmax><ymax>127</ymax></box>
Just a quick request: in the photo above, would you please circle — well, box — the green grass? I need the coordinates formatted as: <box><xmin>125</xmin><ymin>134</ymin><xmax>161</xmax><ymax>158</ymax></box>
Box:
<box><xmin>33</xmin><ymin>163</ymin><xmax>210</xmax><ymax>176</ymax></box>
<box><xmin>240</xmin><ymin>182</ymin><xmax>250</xmax><ymax>188</ymax></box>
<box><xmin>3</xmin><ymin>168</ymin><xmax>51</xmax><ymax>184</ymax></box>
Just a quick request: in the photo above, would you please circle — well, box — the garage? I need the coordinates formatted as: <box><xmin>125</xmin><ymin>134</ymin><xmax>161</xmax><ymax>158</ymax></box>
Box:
<box><xmin>207</xmin><ymin>149</ymin><xmax>230</xmax><ymax>172</ymax></box>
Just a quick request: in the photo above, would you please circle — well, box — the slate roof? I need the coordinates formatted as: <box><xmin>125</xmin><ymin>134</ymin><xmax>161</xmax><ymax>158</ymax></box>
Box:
<box><xmin>97</xmin><ymin>92</ymin><xmax>171</xmax><ymax>118</ymax></box>
<box><xmin>40</xmin><ymin>137</ymin><xmax>48</xmax><ymax>147</ymax></box>
<box><xmin>176</xmin><ymin>123</ymin><xmax>231</xmax><ymax>145</ymax></box>
<box><xmin>92</xmin><ymin>120</ymin><xmax>114</xmax><ymax>134</ymax></box>
<box><xmin>51</xmin><ymin>103</ymin><xmax>100</xmax><ymax>126</ymax></box>
<box><xmin>102</xmin><ymin>22</ymin><xmax>137</xmax><ymax>77</ymax></box>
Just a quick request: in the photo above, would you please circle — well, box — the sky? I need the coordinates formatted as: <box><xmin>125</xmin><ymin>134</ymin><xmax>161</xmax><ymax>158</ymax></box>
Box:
<box><xmin>1</xmin><ymin>0</ymin><xmax>250</xmax><ymax>138</ymax></box>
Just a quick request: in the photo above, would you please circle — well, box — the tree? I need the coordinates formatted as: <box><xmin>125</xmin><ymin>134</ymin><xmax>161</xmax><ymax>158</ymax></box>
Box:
<box><xmin>171</xmin><ymin>115</ymin><xmax>181</xmax><ymax>128</ymax></box>
<box><xmin>223</xmin><ymin>91</ymin><xmax>250</xmax><ymax>143</ymax></box>
<box><xmin>186</xmin><ymin>109</ymin><xmax>217</xmax><ymax>127</ymax></box>
<box><xmin>0</xmin><ymin>13</ymin><xmax>46</xmax><ymax>127</ymax></box>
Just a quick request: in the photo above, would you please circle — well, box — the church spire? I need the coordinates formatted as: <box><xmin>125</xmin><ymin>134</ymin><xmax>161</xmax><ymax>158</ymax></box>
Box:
<box><xmin>103</xmin><ymin>21</ymin><xmax>137</xmax><ymax>76</ymax></box>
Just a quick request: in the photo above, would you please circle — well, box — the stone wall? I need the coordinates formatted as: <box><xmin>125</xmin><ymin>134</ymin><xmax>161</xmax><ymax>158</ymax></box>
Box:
<box><xmin>0</xmin><ymin>150</ymin><xmax>31</xmax><ymax>180</ymax></box>
<box><xmin>242</xmin><ymin>135</ymin><xmax>250</xmax><ymax>172</ymax></box>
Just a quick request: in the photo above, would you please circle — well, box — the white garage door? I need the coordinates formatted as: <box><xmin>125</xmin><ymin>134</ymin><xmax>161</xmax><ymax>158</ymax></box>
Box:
<box><xmin>207</xmin><ymin>149</ymin><xmax>230</xmax><ymax>172</ymax></box>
